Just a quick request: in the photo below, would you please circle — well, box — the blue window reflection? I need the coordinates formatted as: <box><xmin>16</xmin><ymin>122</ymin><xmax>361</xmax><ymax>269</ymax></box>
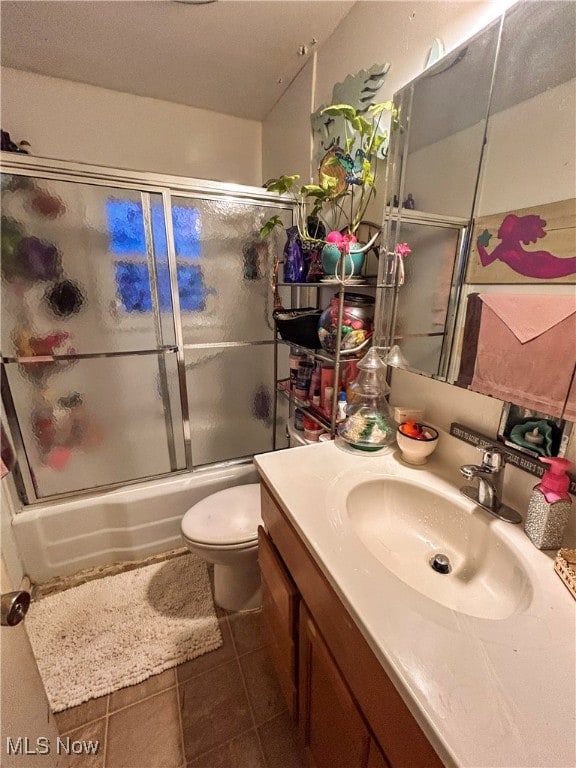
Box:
<box><xmin>106</xmin><ymin>200</ymin><xmax>201</xmax><ymax>259</ymax></box>
<box><xmin>107</xmin><ymin>199</ymin><xmax>207</xmax><ymax>313</ymax></box>
<box><xmin>115</xmin><ymin>264</ymin><xmax>207</xmax><ymax>313</ymax></box>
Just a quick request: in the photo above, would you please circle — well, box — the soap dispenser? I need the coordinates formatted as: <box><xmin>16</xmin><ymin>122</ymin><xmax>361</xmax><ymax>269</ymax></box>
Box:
<box><xmin>524</xmin><ymin>457</ymin><xmax>572</xmax><ymax>549</ymax></box>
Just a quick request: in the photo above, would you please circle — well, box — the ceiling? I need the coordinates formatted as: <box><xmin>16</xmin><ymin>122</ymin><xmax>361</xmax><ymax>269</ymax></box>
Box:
<box><xmin>0</xmin><ymin>1</ymin><xmax>355</xmax><ymax>121</ymax></box>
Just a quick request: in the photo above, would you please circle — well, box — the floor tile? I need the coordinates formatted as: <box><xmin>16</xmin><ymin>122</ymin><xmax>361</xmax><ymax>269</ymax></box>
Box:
<box><xmin>58</xmin><ymin>718</ymin><xmax>107</xmax><ymax>768</ymax></box>
<box><xmin>179</xmin><ymin>659</ymin><xmax>253</xmax><ymax>762</ymax></box>
<box><xmin>238</xmin><ymin>648</ymin><xmax>286</xmax><ymax>726</ymax></box>
<box><xmin>106</xmin><ymin>688</ymin><xmax>183</xmax><ymax>768</ymax></box>
<box><xmin>109</xmin><ymin>668</ymin><xmax>176</xmax><ymax>712</ymax></box>
<box><xmin>258</xmin><ymin>711</ymin><xmax>305</xmax><ymax>768</ymax></box>
<box><xmin>228</xmin><ymin>609</ymin><xmax>266</xmax><ymax>656</ymax></box>
<box><xmin>176</xmin><ymin>616</ymin><xmax>234</xmax><ymax>683</ymax></box>
<box><xmin>187</xmin><ymin>729</ymin><xmax>264</xmax><ymax>768</ymax></box>
<box><xmin>54</xmin><ymin>695</ymin><xmax>108</xmax><ymax>735</ymax></box>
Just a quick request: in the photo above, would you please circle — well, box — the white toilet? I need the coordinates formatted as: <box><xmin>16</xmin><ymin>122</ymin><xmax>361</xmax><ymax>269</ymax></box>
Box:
<box><xmin>180</xmin><ymin>483</ymin><xmax>263</xmax><ymax>612</ymax></box>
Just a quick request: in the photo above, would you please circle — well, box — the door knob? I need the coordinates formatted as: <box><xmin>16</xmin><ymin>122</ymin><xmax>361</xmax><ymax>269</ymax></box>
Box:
<box><xmin>1</xmin><ymin>590</ymin><xmax>31</xmax><ymax>626</ymax></box>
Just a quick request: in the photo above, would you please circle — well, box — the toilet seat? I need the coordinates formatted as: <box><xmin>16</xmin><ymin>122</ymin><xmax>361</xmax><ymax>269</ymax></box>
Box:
<box><xmin>180</xmin><ymin>534</ymin><xmax>258</xmax><ymax>551</ymax></box>
<box><xmin>181</xmin><ymin>483</ymin><xmax>262</xmax><ymax>547</ymax></box>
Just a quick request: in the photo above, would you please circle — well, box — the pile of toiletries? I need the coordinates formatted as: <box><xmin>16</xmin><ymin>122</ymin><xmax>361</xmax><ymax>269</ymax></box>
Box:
<box><xmin>289</xmin><ymin>346</ymin><xmax>359</xmax><ymax>419</ymax></box>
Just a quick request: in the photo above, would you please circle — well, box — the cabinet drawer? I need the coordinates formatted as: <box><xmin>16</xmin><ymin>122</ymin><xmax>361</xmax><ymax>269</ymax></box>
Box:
<box><xmin>258</xmin><ymin>525</ymin><xmax>298</xmax><ymax>640</ymax></box>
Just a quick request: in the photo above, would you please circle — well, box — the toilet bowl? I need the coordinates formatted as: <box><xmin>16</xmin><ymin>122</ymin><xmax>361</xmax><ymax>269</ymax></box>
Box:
<box><xmin>180</xmin><ymin>483</ymin><xmax>263</xmax><ymax>612</ymax></box>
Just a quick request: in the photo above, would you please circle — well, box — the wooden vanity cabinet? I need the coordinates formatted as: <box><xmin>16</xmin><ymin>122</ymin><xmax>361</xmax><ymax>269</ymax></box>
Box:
<box><xmin>257</xmin><ymin>525</ymin><xmax>299</xmax><ymax>719</ymax></box>
<box><xmin>258</xmin><ymin>481</ymin><xmax>443</xmax><ymax>768</ymax></box>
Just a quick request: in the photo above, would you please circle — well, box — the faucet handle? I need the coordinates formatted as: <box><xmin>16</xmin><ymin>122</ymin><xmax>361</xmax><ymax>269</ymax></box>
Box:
<box><xmin>476</xmin><ymin>445</ymin><xmax>505</xmax><ymax>471</ymax></box>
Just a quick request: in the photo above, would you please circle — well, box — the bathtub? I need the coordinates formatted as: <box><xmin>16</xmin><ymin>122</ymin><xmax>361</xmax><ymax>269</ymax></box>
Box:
<box><xmin>12</xmin><ymin>463</ymin><xmax>259</xmax><ymax>584</ymax></box>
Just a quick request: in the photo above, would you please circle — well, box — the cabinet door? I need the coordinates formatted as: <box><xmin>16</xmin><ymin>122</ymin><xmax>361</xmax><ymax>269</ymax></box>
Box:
<box><xmin>258</xmin><ymin>526</ymin><xmax>299</xmax><ymax>719</ymax></box>
<box><xmin>299</xmin><ymin>603</ymin><xmax>370</xmax><ymax>768</ymax></box>
<box><xmin>368</xmin><ymin>739</ymin><xmax>391</xmax><ymax>768</ymax></box>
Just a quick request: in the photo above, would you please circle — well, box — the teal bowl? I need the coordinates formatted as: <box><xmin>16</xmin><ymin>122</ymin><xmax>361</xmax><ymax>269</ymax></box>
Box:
<box><xmin>321</xmin><ymin>243</ymin><xmax>365</xmax><ymax>278</ymax></box>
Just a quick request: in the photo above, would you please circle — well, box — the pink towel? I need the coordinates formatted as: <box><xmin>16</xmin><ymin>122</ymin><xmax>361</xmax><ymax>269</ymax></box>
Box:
<box><xmin>564</xmin><ymin>375</ymin><xmax>576</xmax><ymax>423</ymax></box>
<box><xmin>479</xmin><ymin>294</ymin><xmax>576</xmax><ymax>343</ymax></box>
<box><xmin>471</xmin><ymin>294</ymin><xmax>576</xmax><ymax>417</ymax></box>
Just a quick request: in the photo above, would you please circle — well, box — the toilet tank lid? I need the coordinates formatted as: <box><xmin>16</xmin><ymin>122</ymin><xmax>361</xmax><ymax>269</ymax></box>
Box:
<box><xmin>181</xmin><ymin>483</ymin><xmax>263</xmax><ymax>546</ymax></box>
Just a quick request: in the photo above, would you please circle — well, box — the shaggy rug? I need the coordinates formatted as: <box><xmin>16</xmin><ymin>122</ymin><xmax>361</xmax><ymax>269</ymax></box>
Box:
<box><xmin>26</xmin><ymin>552</ymin><xmax>222</xmax><ymax>712</ymax></box>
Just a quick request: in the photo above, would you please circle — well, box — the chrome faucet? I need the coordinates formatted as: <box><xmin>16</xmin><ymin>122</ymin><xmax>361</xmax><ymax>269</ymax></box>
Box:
<box><xmin>459</xmin><ymin>446</ymin><xmax>522</xmax><ymax>523</ymax></box>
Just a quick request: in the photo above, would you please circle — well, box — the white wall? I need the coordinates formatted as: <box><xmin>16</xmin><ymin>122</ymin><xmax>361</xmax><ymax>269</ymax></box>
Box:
<box><xmin>262</xmin><ymin>0</ymin><xmax>512</xmax><ymax>183</ymax></box>
<box><xmin>313</xmin><ymin>1</ymin><xmax>507</xmax><ymax>111</ymax></box>
<box><xmin>1</xmin><ymin>557</ymin><xmax>63</xmax><ymax>767</ymax></box>
<box><xmin>1</xmin><ymin>67</ymin><xmax>262</xmax><ymax>185</ymax></box>
<box><xmin>262</xmin><ymin>56</ymin><xmax>316</xmax><ymax>185</ymax></box>
<box><xmin>1</xmin><ymin>480</ymin><xmax>25</xmax><ymax>589</ymax></box>
<box><xmin>477</xmin><ymin>78</ymin><xmax>576</xmax><ymax>215</ymax></box>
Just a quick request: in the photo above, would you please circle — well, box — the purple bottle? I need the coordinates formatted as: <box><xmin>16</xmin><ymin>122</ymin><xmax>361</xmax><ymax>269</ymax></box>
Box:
<box><xmin>283</xmin><ymin>226</ymin><xmax>304</xmax><ymax>283</ymax></box>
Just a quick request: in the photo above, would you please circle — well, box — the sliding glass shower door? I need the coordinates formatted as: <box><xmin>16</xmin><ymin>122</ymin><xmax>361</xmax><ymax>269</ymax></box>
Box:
<box><xmin>171</xmin><ymin>195</ymin><xmax>285</xmax><ymax>467</ymax></box>
<box><xmin>1</xmin><ymin>174</ymin><xmax>186</xmax><ymax>500</ymax></box>
<box><xmin>1</xmin><ymin>166</ymin><xmax>291</xmax><ymax>503</ymax></box>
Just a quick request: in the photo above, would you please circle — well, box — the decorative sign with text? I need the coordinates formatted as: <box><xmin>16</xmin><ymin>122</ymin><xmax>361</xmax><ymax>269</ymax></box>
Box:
<box><xmin>449</xmin><ymin>422</ymin><xmax>576</xmax><ymax>495</ymax></box>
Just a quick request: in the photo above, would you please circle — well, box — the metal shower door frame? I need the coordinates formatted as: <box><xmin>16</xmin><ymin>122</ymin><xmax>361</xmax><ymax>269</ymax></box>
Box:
<box><xmin>0</xmin><ymin>154</ymin><xmax>292</xmax><ymax>505</ymax></box>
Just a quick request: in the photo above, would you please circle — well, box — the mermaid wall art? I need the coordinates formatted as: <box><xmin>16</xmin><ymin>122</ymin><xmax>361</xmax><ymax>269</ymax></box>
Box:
<box><xmin>467</xmin><ymin>199</ymin><xmax>576</xmax><ymax>284</ymax></box>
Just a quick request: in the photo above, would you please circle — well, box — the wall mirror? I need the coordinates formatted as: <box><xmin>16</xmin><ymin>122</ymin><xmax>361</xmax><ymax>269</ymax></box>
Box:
<box><xmin>381</xmin><ymin>17</ymin><xmax>500</xmax><ymax>379</ymax></box>
<box><xmin>384</xmin><ymin>0</ymin><xmax>576</xmax><ymax>421</ymax></box>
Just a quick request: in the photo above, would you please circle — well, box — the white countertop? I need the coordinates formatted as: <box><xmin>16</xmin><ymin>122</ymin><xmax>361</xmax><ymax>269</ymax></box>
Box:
<box><xmin>255</xmin><ymin>440</ymin><xmax>576</xmax><ymax>768</ymax></box>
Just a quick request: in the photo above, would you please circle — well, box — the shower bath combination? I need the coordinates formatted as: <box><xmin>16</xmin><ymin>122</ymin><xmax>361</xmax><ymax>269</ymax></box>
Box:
<box><xmin>1</xmin><ymin>156</ymin><xmax>292</xmax><ymax>583</ymax></box>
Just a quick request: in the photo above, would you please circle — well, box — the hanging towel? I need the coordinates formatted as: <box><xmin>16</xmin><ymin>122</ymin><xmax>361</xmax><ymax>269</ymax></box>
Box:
<box><xmin>478</xmin><ymin>294</ymin><xmax>576</xmax><ymax>344</ymax></box>
<box><xmin>564</xmin><ymin>374</ymin><xmax>576</xmax><ymax>423</ymax></box>
<box><xmin>470</xmin><ymin>294</ymin><xmax>576</xmax><ymax>417</ymax></box>
<box><xmin>456</xmin><ymin>293</ymin><xmax>483</xmax><ymax>388</ymax></box>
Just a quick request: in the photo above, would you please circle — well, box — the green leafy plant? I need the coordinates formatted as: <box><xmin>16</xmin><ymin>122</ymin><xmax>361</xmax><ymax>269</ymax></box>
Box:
<box><xmin>260</xmin><ymin>101</ymin><xmax>398</xmax><ymax>244</ymax></box>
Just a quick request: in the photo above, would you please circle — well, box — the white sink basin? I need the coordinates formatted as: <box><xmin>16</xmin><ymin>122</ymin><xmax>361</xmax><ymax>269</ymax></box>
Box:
<box><xmin>346</xmin><ymin>478</ymin><xmax>532</xmax><ymax>620</ymax></box>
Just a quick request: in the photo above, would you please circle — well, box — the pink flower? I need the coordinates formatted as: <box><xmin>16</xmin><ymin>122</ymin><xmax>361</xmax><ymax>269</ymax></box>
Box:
<box><xmin>395</xmin><ymin>242</ymin><xmax>411</xmax><ymax>258</ymax></box>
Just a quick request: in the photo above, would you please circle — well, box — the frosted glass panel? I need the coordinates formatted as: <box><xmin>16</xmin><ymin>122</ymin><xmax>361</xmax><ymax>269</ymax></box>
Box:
<box><xmin>395</xmin><ymin>223</ymin><xmax>460</xmax><ymax>336</ymax></box>
<box><xmin>1</xmin><ymin>176</ymin><xmax>174</xmax><ymax>356</ymax></box>
<box><xmin>397</xmin><ymin>336</ymin><xmax>445</xmax><ymax>376</ymax></box>
<box><xmin>172</xmin><ymin>196</ymin><xmax>290</xmax><ymax>344</ymax></box>
<box><xmin>5</xmin><ymin>352</ymin><xmax>185</xmax><ymax>497</ymax></box>
<box><xmin>185</xmin><ymin>345</ymin><xmax>274</xmax><ymax>466</ymax></box>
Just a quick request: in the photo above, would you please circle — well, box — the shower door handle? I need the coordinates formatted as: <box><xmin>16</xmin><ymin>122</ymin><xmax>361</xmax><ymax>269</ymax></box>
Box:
<box><xmin>1</xmin><ymin>590</ymin><xmax>31</xmax><ymax>626</ymax></box>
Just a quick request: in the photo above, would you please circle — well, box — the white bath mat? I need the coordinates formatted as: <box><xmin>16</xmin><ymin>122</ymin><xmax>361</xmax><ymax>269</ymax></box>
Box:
<box><xmin>26</xmin><ymin>553</ymin><xmax>223</xmax><ymax>712</ymax></box>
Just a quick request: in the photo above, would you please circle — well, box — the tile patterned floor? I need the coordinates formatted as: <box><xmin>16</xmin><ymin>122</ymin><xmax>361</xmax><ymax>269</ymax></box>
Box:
<box><xmin>53</xmin><ymin>607</ymin><xmax>305</xmax><ymax>768</ymax></box>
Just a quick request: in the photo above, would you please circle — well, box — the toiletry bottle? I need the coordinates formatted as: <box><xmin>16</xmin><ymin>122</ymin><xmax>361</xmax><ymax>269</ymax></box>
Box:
<box><xmin>320</xmin><ymin>363</ymin><xmax>335</xmax><ymax>412</ymax></box>
<box><xmin>524</xmin><ymin>457</ymin><xmax>572</xmax><ymax>549</ymax></box>
<box><xmin>308</xmin><ymin>362</ymin><xmax>321</xmax><ymax>401</ymax></box>
<box><xmin>323</xmin><ymin>386</ymin><xmax>334</xmax><ymax>416</ymax></box>
<box><xmin>295</xmin><ymin>360</ymin><xmax>314</xmax><ymax>400</ymax></box>
<box><xmin>289</xmin><ymin>346</ymin><xmax>305</xmax><ymax>391</ymax></box>
<box><xmin>337</xmin><ymin>391</ymin><xmax>347</xmax><ymax>422</ymax></box>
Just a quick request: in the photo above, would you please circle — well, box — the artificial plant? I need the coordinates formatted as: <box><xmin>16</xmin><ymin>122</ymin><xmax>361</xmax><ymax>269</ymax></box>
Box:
<box><xmin>260</xmin><ymin>101</ymin><xmax>398</xmax><ymax>245</ymax></box>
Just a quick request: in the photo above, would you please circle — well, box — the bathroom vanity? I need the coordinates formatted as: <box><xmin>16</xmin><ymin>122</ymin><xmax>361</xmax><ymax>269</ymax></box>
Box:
<box><xmin>255</xmin><ymin>440</ymin><xmax>575</xmax><ymax>768</ymax></box>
